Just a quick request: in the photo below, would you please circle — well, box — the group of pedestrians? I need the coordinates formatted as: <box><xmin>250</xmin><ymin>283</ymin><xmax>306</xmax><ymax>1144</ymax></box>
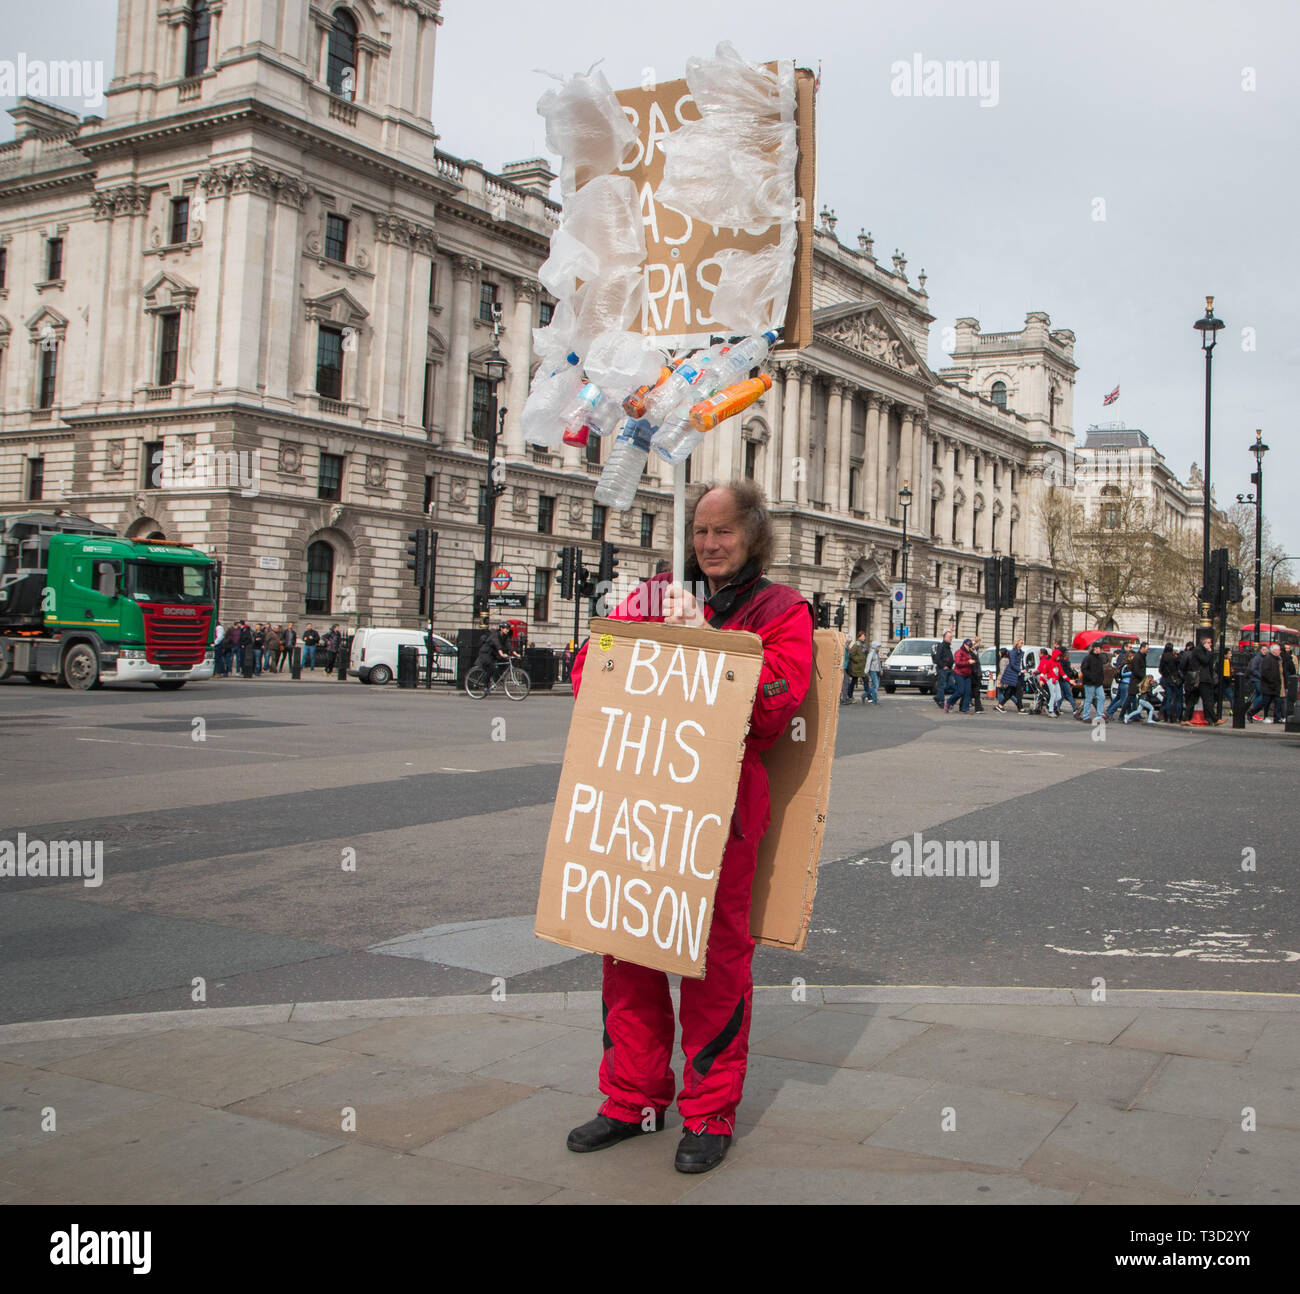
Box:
<box><xmin>840</xmin><ymin>632</ymin><xmax>884</xmax><ymax>704</ymax></box>
<box><xmin>1244</xmin><ymin>641</ymin><xmax>1297</xmax><ymax>723</ymax></box>
<box><xmin>931</xmin><ymin>630</ymin><xmax>988</xmax><ymax>714</ymax></box>
<box><xmin>212</xmin><ymin>621</ymin><xmax>344</xmax><ymax>678</ymax></box>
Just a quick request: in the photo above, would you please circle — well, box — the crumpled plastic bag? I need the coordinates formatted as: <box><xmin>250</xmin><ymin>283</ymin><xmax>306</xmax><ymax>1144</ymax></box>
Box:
<box><xmin>537</xmin><ymin>174</ymin><xmax>645</xmax><ymax>301</ymax></box>
<box><xmin>704</xmin><ymin>226</ymin><xmax>796</xmax><ymax>336</ymax></box>
<box><xmin>536</xmin><ymin>66</ymin><xmax>638</xmax><ymax>196</ymax></box>
<box><xmin>582</xmin><ymin>330</ymin><xmax>665</xmax><ymax>393</ymax></box>
<box><xmin>521</xmin><ymin>361</ymin><xmax>584</xmax><ymax>448</ymax></box>
<box><xmin>657</xmin><ymin>43</ymin><xmax>796</xmax><ymax>236</ymax></box>
<box><xmin>569</xmin><ymin>267</ymin><xmax>647</xmax><ymax>356</ymax></box>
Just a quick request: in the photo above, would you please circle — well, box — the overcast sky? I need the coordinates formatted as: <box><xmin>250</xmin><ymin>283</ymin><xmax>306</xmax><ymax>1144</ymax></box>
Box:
<box><xmin>5</xmin><ymin>1</ymin><xmax>1297</xmax><ymax>562</ymax></box>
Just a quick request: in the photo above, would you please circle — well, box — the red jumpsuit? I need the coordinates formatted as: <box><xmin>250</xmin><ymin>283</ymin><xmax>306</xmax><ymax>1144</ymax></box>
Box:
<box><xmin>570</xmin><ymin>569</ymin><xmax>813</xmax><ymax>1134</ymax></box>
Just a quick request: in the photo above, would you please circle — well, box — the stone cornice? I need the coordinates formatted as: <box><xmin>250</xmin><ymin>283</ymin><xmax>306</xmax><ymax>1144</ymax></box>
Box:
<box><xmin>200</xmin><ymin>161</ymin><xmax>311</xmax><ymax>208</ymax></box>
<box><xmin>374</xmin><ymin>213</ymin><xmax>437</xmax><ymax>255</ymax></box>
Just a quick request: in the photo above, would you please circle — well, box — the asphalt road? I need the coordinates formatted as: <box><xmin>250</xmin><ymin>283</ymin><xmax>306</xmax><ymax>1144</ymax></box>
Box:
<box><xmin>1</xmin><ymin>673</ymin><xmax>1297</xmax><ymax>1024</ymax></box>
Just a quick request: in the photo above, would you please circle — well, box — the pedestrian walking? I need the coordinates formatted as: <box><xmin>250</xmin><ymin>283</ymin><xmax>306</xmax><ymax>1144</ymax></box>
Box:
<box><xmin>842</xmin><ymin>631</ymin><xmax>867</xmax><ymax>704</ymax></box>
<box><xmin>864</xmin><ymin>640</ymin><xmax>882</xmax><ymax>703</ymax></box>
<box><xmin>996</xmin><ymin>639</ymin><xmax>1025</xmax><ymax>712</ymax></box>
<box><xmin>933</xmin><ymin>631</ymin><xmax>954</xmax><ymax>709</ymax></box>
<box><xmin>265</xmin><ymin>625</ymin><xmax>282</xmax><ymax>673</ymax></box>
<box><xmin>1258</xmin><ymin>644</ymin><xmax>1285</xmax><ymax>723</ymax></box>
<box><xmin>1051</xmin><ymin>643</ymin><xmax>1080</xmax><ymax>717</ymax></box>
<box><xmin>301</xmin><ymin>624</ymin><xmax>319</xmax><ymax>669</ymax></box>
<box><xmin>1105</xmin><ymin>647</ymin><xmax>1134</xmax><ymax>720</ymax></box>
<box><xmin>1159</xmin><ymin>642</ymin><xmax>1182</xmax><ymax>723</ymax></box>
<box><xmin>1181</xmin><ymin>635</ymin><xmax>1217</xmax><ymax>723</ymax></box>
<box><xmin>945</xmin><ymin>638</ymin><xmax>975</xmax><ymax>713</ymax></box>
<box><xmin>1080</xmin><ymin>641</ymin><xmax>1108</xmax><ymax>720</ymax></box>
<box><xmin>970</xmin><ymin>637</ymin><xmax>985</xmax><ymax>712</ymax></box>
<box><xmin>1123</xmin><ymin>674</ymin><xmax>1159</xmax><ymax>724</ymax></box>
<box><xmin>239</xmin><ymin>620</ymin><xmax>255</xmax><ymax>678</ymax></box>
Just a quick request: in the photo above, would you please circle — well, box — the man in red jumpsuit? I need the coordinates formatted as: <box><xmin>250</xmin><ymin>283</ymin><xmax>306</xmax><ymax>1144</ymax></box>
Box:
<box><xmin>565</xmin><ymin>482</ymin><xmax>813</xmax><ymax>1172</ymax></box>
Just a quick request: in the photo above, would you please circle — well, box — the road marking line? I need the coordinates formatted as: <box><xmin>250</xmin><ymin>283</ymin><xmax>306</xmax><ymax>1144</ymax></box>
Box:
<box><xmin>75</xmin><ymin>736</ymin><xmax>298</xmax><ymax>757</ymax></box>
<box><xmin>438</xmin><ymin>767</ymin><xmax>478</xmax><ymax>773</ymax></box>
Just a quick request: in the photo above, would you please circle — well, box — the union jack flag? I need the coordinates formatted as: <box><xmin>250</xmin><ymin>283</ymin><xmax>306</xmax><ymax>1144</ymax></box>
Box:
<box><xmin>1103</xmin><ymin>385</ymin><xmax>1120</xmax><ymax>406</ymax></box>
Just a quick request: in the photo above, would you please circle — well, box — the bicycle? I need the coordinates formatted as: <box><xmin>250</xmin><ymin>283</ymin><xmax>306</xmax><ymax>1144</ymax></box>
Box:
<box><xmin>465</xmin><ymin>657</ymin><xmax>530</xmax><ymax>701</ymax></box>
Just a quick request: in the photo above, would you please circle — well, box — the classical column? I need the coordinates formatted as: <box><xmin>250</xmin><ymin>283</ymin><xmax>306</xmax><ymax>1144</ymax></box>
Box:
<box><xmin>778</xmin><ymin>362</ymin><xmax>801</xmax><ymax>504</ymax></box>
<box><xmin>505</xmin><ymin>276</ymin><xmax>537</xmax><ymax>458</ymax></box>
<box><xmin>824</xmin><ymin>380</ymin><xmax>844</xmax><ymax>514</ymax></box>
<box><xmin>796</xmin><ymin>367</ymin><xmax>813</xmax><ymax>508</ymax></box>
<box><xmin>838</xmin><ymin>385</ymin><xmax>854</xmax><ymax>513</ymax></box>
<box><xmin>934</xmin><ymin>435</ymin><xmax>952</xmax><ymax>543</ymax></box>
<box><xmin>912</xmin><ymin>411</ymin><xmax>927</xmax><ymax>520</ymax></box>
<box><xmin>875</xmin><ymin>397</ymin><xmax>894</xmax><ymax>520</ymax></box>
<box><xmin>762</xmin><ymin>369</ymin><xmax>782</xmax><ymax>503</ymax></box>
<box><xmin>445</xmin><ymin>254</ymin><xmax>478</xmax><ymax>448</ymax></box>
<box><xmin>898</xmin><ymin>406</ymin><xmax>915</xmax><ymax>505</ymax></box>
<box><xmin>863</xmin><ymin>393</ymin><xmax>882</xmax><ymax>521</ymax></box>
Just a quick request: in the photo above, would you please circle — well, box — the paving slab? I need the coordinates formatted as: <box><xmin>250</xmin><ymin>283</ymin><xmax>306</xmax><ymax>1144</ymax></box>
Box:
<box><xmin>0</xmin><ymin>1033</ymin><xmax>149</xmax><ymax>1070</ymax></box>
<box><xmin>231</xmin><ymin>1017</ymin><xmax>393</xmax><ymax>1045</ymax></box>
<box><xmin>0</xmin><ymin>1061</ymin><xmax>166</xmax><ymax>1152</ymax></box>
<box><xmin>1111</xmin><ymin>1008</ymin><xmax>1275</xmax><ymax>1062</ymax></box>
<box><xmin>875</xmin><ymin>1023</ymin><xmax>1165</xmax><ymax>1108</ymax></box>
<box><xmin>750</xmin><ymin>1004</ymin><xmax>932</xmax><ymax>1070</ymax></box>
<box><xmin>896</xmin><ymin>1003</ymin><xmax>1139</xmax><ymax>1045</ymax></box>
<box><xmin>414</xmin><ymin>1089</ymin><xmax>698</xmax><ymax>1204</ymax></box>
<box><xmin>0</xmin><ymin>1099</ymin><xmax>341</xmax><ymax>1204</ymax></box>
<box><xmin>1244</xmin><ymin>1016</ymin><xmax>1300</xmax><ymax>1071</ymax></box>
<box><xmin>46</xmin><ymin>1026</ymin><xmax>347</xmax><ymax>1108</ymax></box>
<box><xmin>327</xmin><ymin>1013</ymin><xmax>577</xmax><ymax>1073</ymax></box>
<box><xmin>1194</xmin><ymin>1125</ymin><xmax>1300</xmax><ymax>1203</ymax></box>
<box><xmin>1135</xmin><ymin>1055</ymin><xmax>1300</xmax><ymax>1130</ymax></box>
<box><xmin>226</xmin><ymin>1058</ymin><xmax>535</xmax><ymax>1149</ymax></box>
<box><xmin>472</xmin><ymin>1031</ymin><xmax>605</xmax><ymax>1099</ymax></box>
<box><xmin>1020</xmin><ymin>1100</ymin><xmax>1227</xmax><ymax>1195</ymax></box>
<box><xmin>216</xmin><ymin>1141</ymin><xmax>555</xmax><ymax>1205</ymax></box>
<box><xmin>864</xmin><ymin>1080</ymin><xmax>1071</xmax><ymax>1169</ymax></box>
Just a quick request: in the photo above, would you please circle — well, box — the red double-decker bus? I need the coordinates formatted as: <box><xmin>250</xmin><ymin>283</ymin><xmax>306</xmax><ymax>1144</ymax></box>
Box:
<box><xmin>1238</xmin><ymin>623</ymin><xmax>1299</xmax><ymax>649</ymax></box>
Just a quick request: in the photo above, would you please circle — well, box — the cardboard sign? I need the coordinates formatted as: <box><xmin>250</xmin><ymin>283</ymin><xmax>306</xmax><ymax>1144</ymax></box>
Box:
<box><xmin>535</xmin><ymin>617</ymin><xmax>764</xmax><ymax>978</ymax></box>
<box><xmin>613</xmin><ymin>64</ymin><xmax>815</xmax><ymax>350</ymax></box>
<box><xmin>751</xmin><ymin>629</ymin><xmax>843</xmax><ymax>950</ymax></box>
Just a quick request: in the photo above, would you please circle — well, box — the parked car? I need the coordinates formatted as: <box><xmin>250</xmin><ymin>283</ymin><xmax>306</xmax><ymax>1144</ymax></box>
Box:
<box><xmin>881</xmin><ymin>637</ymin><xmax>940</xmax><ymax>694</ymax></box>
<box><xmin>349</xmin><ymin>627</ymin><xmax>457</xmax><ymax>685</ymax></box>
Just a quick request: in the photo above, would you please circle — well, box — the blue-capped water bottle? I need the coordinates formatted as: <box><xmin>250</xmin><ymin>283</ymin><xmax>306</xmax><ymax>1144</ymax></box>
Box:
<box><xmin>560</xmin><ymin>381</ymin><xmax>625</xmax><ymax>440</ymax></box>
<box><xmin>594</xmin><ymin>418</ymin><xmax>656</xmax><ymax>509</ymax></box>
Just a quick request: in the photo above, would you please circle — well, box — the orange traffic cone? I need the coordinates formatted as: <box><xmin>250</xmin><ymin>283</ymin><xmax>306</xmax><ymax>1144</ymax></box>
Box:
<box><xmin>1188</xmin><ymin>701</ymin><xmax>1210</xmax><ymax>727</ymax></box>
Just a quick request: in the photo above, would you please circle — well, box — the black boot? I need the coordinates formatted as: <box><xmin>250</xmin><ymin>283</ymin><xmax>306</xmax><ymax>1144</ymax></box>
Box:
<box><xmin>674</xmin><ymin>1128</ymin><xmax>732</xmax><ymax>1173</ymax></box>
<box><xmin>566</xmin><ymin>1112</ymin><xmax>663</xmax><ymax>1153</ymax></box>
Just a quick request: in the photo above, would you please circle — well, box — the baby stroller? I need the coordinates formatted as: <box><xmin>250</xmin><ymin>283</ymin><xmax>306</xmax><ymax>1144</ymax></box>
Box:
<box><xmin>1023</xmin><ymin>674</ymin><xmax>1052</xmax><ymax>716</ymax></box>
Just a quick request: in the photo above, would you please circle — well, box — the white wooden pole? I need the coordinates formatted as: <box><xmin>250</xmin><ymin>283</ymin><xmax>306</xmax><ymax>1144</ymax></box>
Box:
<box><xmin>672</xmin><ymin>461</ymin><xmax>686</xmax><ymax>588</ymax></box>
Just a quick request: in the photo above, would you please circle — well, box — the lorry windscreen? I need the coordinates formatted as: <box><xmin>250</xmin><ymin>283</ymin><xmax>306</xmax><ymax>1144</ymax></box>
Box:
<box><xmin>126</xmin><ymin>560</ymin><xmax>213</xmax><ymax>604</ymax></box>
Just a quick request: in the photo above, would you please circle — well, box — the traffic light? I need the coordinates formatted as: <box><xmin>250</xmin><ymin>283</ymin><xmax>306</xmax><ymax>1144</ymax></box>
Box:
<box><xmin>816</xmin><ymin>601</ymin><xmax>830</xmax><ymax>629</ymax></box>
<box><xmin>406</xmin><ymin>529</ymin><xmax>428</xmax><ymax>588</ymax></box>
<box><xmin>1226</xmin><ymin>566</ymin><xmax>1244</xmax><ymax>605</ymax></box>
<box><xmin>598</xmin><ymin>542</ymin><xmax>620</xmax><ymax>586</ymax></box>
<box><xmin>1000</xmin><ymin>555</ymin><xmax>1017</xmax><ymax>610</ymax></box>
<box><xmin>556</xmin><ymin>546</ymin><xmax>576</xmax><ymax>600</ymax></box>
<box><xmin>1209</xmin><ymin>546</ymin><xmax>1229</xmax><ymax>613</ymax></box>
<box><xmin>983</xmin><ymin>556</ymin><xmax>1001</xmax><ymax>610</ymax></box>
<box><xmin>834</xmin><ymin>600</ymin><xmax>846</xmax><ymax>630</ymax></box>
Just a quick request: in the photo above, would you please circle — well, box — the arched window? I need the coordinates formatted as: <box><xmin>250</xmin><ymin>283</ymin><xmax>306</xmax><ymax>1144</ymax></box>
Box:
<box><xmin>185</xmin><ymin>1</ymin><xmax>211</xmax><ymax>78</ymax></box>
<box><xmin>990</xmin><ymin>380</ymin><xmax>1007</xmax><ymax>408</ymax></box>
<box><xmin>306</xmin><ymin>540</ymin><xmax>334</xmax><ymax>614</ymax></box>
<box><xmin>327</xmin><ymin>10</ymin><xmax>358</xmax><ymax>98</ymax></box>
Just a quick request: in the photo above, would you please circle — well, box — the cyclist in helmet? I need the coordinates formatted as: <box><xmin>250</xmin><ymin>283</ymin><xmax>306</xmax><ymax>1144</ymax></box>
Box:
<box><xmin>475</xmin><ymin>622</ymin><xmax>518</xmax><ymax>685</ymax></box>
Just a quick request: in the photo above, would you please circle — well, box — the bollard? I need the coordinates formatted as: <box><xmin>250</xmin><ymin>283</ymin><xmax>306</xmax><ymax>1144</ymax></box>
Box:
<box><xmin>1232</xmin><ymin>676</ymin><xmax>1246</xmax><ymax>728</ymax></box>
<box><xmin>290</xmin><ymin>645</ymin><xmax>302</xmax><ymax>680</ymax></box>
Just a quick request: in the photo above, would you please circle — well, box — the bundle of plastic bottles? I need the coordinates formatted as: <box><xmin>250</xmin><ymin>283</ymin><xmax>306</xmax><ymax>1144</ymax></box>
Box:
<box><xmin>521</xmin><ymin>43</ymin><xmax>798</xmax><ymax>510</ymax></box>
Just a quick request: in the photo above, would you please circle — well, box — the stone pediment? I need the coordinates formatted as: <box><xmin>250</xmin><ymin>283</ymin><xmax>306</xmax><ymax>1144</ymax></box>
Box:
<box><xmin>304</xmin><ymin>288</ymin><xmax>369</xmax><ymax>326</ymax></box>
<box><xmin>142</xmin><ymin>269</ymin><xmax>198</xmax><ymax>312</ymax></box>
<box><xmin>814</xmin><ymin>300</ymin><xmax>935</xmax><ymax>383</ymax></box>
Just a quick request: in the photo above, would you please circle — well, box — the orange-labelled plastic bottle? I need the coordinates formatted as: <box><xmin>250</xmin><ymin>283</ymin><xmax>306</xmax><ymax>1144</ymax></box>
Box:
<box><xmin>688</xmin><ymin>373</ymin><xmax>773</xmax><ymax>433</ymax></box>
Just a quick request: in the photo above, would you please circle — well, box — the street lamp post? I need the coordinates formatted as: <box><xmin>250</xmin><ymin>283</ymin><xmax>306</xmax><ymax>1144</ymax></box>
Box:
<box><xmin>898</xmin><ymin>481</ymin><xmax>912</xmax><ymax>639</ymax></box>
<box><xmin>1193</xmin><ymin>297</ymin><xmax>1224</xmax><ymax>633</ymax></box>
<box><xmin>1248</xmin><ymin>429</ymin><xmax>1268</xmax><ymax>635</ymax></box>
<box><xmin>1084</xmin><ymin>578</ymin><xmax>1090</xmax><ymax>627</ymax></box>
<box><xmin>478</xmin><ymin>322</ymin><xmax>508</xmax><ymax>629</ymax></box>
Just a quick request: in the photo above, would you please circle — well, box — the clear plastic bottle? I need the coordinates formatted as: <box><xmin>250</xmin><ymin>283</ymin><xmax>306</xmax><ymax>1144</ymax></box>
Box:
<box><xmin>594</xmin><ymin>418</ymin><xmax>656</xmax><ymax>509</ymax></box>
<box><xmin>521</xmin><ymin>353</ymin><xmax>582</xmax><ymax>448</ymax></box>
<box><xmin>642</xmin><ymin>342</ymin><xmax>728</xmax><ymax>425</ymax></box>
<box><xmin>711</xmin><ymin>329</ymin><xmax>780</xmax><ymax>387</ymax></box>
<box><xmin>560</xmin><ymin>381</ymin><xmax>625</xmax><ymax>440</ymax></box>
<box><xmin>650</xmin><ymin>409</ymin><xmax>704</xmax><ymax>465</ymax></box>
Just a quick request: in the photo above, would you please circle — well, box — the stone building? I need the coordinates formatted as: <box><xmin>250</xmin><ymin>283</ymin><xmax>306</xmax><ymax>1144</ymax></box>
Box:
<box><xmin>0</xmin><ymin>0</ymin><xmax>1077</xmax><ymax>650</ymax></box>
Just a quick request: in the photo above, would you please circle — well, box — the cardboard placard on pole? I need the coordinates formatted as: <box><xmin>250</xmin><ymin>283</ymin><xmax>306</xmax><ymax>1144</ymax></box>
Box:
<box><xmin>535</xmin><ymin>617</ymin><xmax>764</xmax><ymax>977</ymax></box>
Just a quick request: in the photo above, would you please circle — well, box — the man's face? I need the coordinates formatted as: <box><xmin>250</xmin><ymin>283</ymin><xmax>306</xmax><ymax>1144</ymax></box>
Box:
<box><xmin>1272</xmin><ymin>645</ymin><xmax>1282</xmax><ymax>656</ymax></box>
<box><xmin>944</xmin><ymin>631</ymin><xmax>953</xmax><ymax>643</ymax></box>
<box><xmin>692</xmin><ymin>489</ymin><xmax>749</xmax><ymax>589</ymax></box>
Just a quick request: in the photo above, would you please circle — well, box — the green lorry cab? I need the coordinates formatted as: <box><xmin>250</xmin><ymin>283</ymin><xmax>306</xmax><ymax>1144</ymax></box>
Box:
<box><xmin>0</xmin><ymin>512</ymin><xmax>218</xmax><ymax>691</ymax></box>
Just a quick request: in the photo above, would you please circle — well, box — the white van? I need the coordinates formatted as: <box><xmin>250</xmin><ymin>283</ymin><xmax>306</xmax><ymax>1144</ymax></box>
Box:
<box><xmin>349</xmin><ymin>627</ymin><xmax>457</xmax><ymax>685</ymax></box>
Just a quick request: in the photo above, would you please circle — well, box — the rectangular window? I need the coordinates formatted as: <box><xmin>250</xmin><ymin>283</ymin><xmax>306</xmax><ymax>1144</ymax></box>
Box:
<box><xmin>477</xmin><ymin>483</ymin><xmax>488</xmax><ymax>527</ymax></box>
<box><xmin>421</xmin><ymin>361</ymin><xmax>433</xmax><ymax>430</ymax></box>
<box><xmin>0</xmin><ymin>245</ymin><xmax>8</xmax><ymax>289</ymax></box>
<box><xmin>318</xmin><ymin>452</ymin><xmax>343</xmax><ymax>501</ymax></box>
<box><xmin>26</xmin><ymin>456</ymin><xmax>43</xmax><ymax>501</ymax></box>
<box><xmin>315</xmin><ymin>326</ymin><xmax>344</xmax><ymax>399</ymax></box>
<box><xmin>471</xmin><ymin>377</ymin><xmax>491</xmax><ymax>440</ymax></box>
<box><xmin>325</xmin><ymin>214</ymin><xmax>349</xmax><ymax>263</ymax></box>
<box><xmin>956</xmin><ymin>567</ymin><xmax>962</xmax><ymax>591</ymax></box>
<box><xmin>814</xmin><ymin>535</ymin><xmax>825</xmax><ymax>565</ymax></box>
<box><xmin>479</xmin><ymin>280</ymin><xmax>498</xmax><ymax>322</ymax></box>
<box><xmin>538</xmin><ymin>495</ymin><xmax>555</xmax><ymax>535</ymax></box>
<box><xmin>46</xmin><ymin>237</ymin><xmax>63</xmax><ymax>281</ymax></box>
<box><xmin>745</xmin><ymin>441</ymin><xmax>759</xmax><ymax>481</ymax></box>
<box><xmin>640</xmin><ymin>512</ymin><xmax>654</xmax><ymax>549</ymax></box>
<box><xmin>591</xmin><ymin>503</ymin><xmax>607</xmax><ymax>542</ymax></box>
<box><xmin>38</xmin><ymin>343</ymin><xmax>58</xmax><ymax>409</ymax></box>
<box><xmin>585</xmin><ymin>431</ymin><xmax>602</xmax><ymax>466</ymax></box>
<box><xmin>170</xmin><ymin>197</ymin><xmax>190</xmax><ymax>246</ymax></box>
<box><xmin>158</xmin><ymin>313</ymin><xmax>181</xmax><ymax>386</ymax></box>
<box><xmin>534</xmin><ymin>568</ymin><xmax>550</xmax><ymax>622</ymax></box>
<box><xmin>142</xmin><ymin>440</ymin><xmax>163</xmax><ymax>489</ymax></box>
<box><xmin>538</xmin><ymin>300</ymin><xmax>554</xmax><ymax>328</ymax></box>
<box><xmin>428</xmin><ymin>261</ymin><xmax>438</xmax><ymax>306</ymax></box>
<box><xmin>423</xmin><ymin>474</ymin><xmax>435</xmax><ymax>510</ymax></box>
